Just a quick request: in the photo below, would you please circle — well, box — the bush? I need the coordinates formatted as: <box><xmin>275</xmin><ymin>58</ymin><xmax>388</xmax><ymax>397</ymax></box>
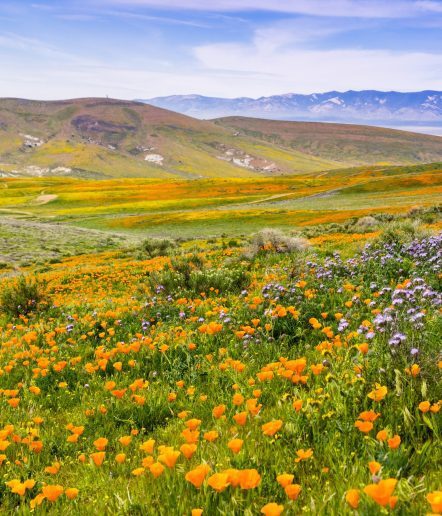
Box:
<box><xmin>248</xmin><ymin>228</ymin><xmax>309</xmax><ymax>257</ymax></box>
<box><xmin>148</xmin><ymin>254</ymin><xmax>250</xmax><ymax>296</ymax></box>
<box><xmin>375</xmin><ymin>220</ymin><xmax>429</xmax><ymax>247</ymax></box>
<box><xmin>142</xmin><ymin>238</ymin><xmax>176</xmax><ymax>258</ymax></box>
<box><xmin>0</xmin><ymin>275</ymin><xmax>48</xmax><ymax>318</ymax></box>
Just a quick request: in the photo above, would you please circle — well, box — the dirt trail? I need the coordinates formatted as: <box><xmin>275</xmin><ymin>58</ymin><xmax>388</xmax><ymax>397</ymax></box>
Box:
<box><xmin>34</xmin><ymin>194</ymin><xmax>58</xmax><ymax>205</ymax></box>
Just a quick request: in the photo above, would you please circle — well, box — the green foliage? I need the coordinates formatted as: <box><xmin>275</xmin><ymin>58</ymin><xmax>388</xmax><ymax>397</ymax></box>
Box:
<box><xmin>142</xmin><ymin>237</ymin><xmax>176</xmax><ymax>258</ymax></box>
<box><xmin>0</xmin><ymin>275</ymin><xmax>48</xmax><ymax>318</ymax></box>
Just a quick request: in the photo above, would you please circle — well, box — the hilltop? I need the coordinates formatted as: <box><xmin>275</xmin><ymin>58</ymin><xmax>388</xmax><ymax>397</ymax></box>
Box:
<box><xmin>0</xmin><ymin>98</ymin><xmax>441</xmax><ymax>179</ymax></box>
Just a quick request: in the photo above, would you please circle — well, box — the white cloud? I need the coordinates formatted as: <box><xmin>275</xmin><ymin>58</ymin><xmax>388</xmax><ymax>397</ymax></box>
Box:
<box><xmin>193</xmin><ymin>42</ymin><xmax>442</xmax><ymax>95</ymax></box>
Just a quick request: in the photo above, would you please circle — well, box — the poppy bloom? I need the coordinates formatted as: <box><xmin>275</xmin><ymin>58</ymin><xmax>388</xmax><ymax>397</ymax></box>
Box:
<box><xmin>90</xmin><ymin>452</ymin><xmax>105</xmax><ymax>466</ymax></box>
<box><xmin>227</xmin><ymin>438</ymin><xmax>243</xmax><ymax>454</ymax></box>
<box><xmin>376</xmin><ymin>429</ymin><xmax>388</xmax><ymax>441</ymax></box>
<box><xmin>93</xmin><ymin>437</ymin><xmax>108</xmax><ymax>451</ymax></box>
<box><xmin>118</xmin><ymin>435</ymin><xmax>132</xmax><ymax>447</ymax></box>
<box><xmin>388</xmin><ymin>435</ymin><xmax>401</xmax><ymax>449</ymax></box>
<box><xmin>292</xmin><ymin>400</ymin><xmax>303</xmax><ymax>412</ymax></box>
<box><xmin>367</xmin><ymin>384</ymin><xmax>388</xmax><ymax>402</ymax></box>
<box><xmin>208</xmin><ymin>473</ymin><xmax>230</xmax><ymax>492</ymax></box>
<box><xmin>276</xmin><ymin>474</ymin><xmax>294</xmax><ymax>487</ymax></box>
<box><xmin>131</xmin><ymin>467</ymin><xmax>145</xmax><ymax>476</ymax></box>
<box><xmin>115</xmin><ymin>453</ymin><xmax>126</xmax><ymax>464</ymax></box>
<box><xmin>368</xmin><ymin>461</ymin><xmax>381</xmax><ymax>475</ymax></box>
<box><xmin>262</xmin><ymin>420</ymin><xmax>283</xmax><ymax>436</ymax></box>
<box><xmin>149</xmin><ymin>462</ymin><xmax>164</xmax><ymax>478</ymax></box>
<box><xmin>345</xmin><ymin>489</ymin><xmax>360</xmax><ymax>509</ymax></box>
<box><xmin>212</xmin><ymin>405</ymin><xmax>226</xmax><ymax>419</ymax></box>
<box><xmin>158</xmin><ymin>449</ymin><xmax>180</xmax><ymax>468</ymax></box>
<box><xmin>295</xmin><ymin>449</ymin><xmax>313</xmax><ymax>463</ymax></box>
<box><xmin>418</xmin><ymin>401</ymin><xmax>430</xmax><ymax>413</ymax></box>
<box><xmin>233</xmin><ymin>412</ymin><xmax>247</xmax><ymax>426</ymax></box>
<box><xmin>185</xmin><ymin>464</ymin><xmax>210</xmax><ymax>488</ymax></box>
<box><xmin>180</xmin><ymin>443</ymin><xmax>197</xmax><ymax>459</ymax></box>
<box><xmin>203</xmin><ymin>431</ymin><xmax>219</xmax><ymax>442</ymax></box>
<box><xmin>238</xmin><ymin>469</ymin><xmax>261</xmax><ymax>489</ymax></box>
<box><xmin>364</xmin><ymin>478</ymin><xmax>397</xmax><ymax>507</ymax></box>
<box><xmin>65</xmin><ymin>488</ymin><xmax>79</xmax><ymax>500</ymax></box>
<box><xmin>140</xmin><ymin>439</ymin><xmax>155</xmax><ymax>454</ymax></box>
<box><xmin>354</xmin><ymin>420</ymin><xmax>373</xmax><ymax>433</ymax></box>
<box><xmin>427</xmin><ymin>491</ymin><xmax>442</xmax><ymax>513</ymax></box>
<box><xmin>285</xmin><ymin>484</ymin><xmax>301</xmax><ymax>500</ymax></box>
<box><xmin>42</xmin><ymin>484</ymin><xmax>64</xmax><ymax>502</ymax></box>
<box><xmin>261</xmin><ymin>503</ymin><xmax>284</xmax><ymax>516</ymax></box>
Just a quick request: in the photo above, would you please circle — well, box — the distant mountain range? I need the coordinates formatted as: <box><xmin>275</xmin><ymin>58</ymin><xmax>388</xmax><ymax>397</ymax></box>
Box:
<box><xmin>139</xmin><ymin>91</ymin><xmax>442</xmax><ymax>128</ymax></box>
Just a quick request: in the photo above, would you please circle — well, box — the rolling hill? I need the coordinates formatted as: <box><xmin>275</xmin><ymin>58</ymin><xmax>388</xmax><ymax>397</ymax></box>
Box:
<box><xmin>0</xmin><ymin>97</ymin><xmax>441</xmax><ymax>179</ymax></box>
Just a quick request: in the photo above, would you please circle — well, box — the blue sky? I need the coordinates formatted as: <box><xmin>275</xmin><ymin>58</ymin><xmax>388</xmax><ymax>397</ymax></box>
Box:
<box><xmin>0</xmin><ymin>0</ymin><xmax>441</xmax><ymax>99</ymax></box>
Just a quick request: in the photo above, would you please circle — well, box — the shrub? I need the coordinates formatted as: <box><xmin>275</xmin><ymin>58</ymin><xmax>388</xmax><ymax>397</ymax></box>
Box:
<box><xmin>248</xmin><ymin>228</ymin><xmax>309</xmax><ymax>257</ymax></box>
<box><xmin>142</xmin><ymin>238</ymin><xmax>176</xmax><ymax>258</ymax></box>
<box><xmin>0</xmin><ymin>275</ymin><xmax>48</xmax><ymax>318</ymax></box>
<box><xmin>375</xmin><ymin>220</ymin><xmax>429</xmax><ymax>247</ymax></box>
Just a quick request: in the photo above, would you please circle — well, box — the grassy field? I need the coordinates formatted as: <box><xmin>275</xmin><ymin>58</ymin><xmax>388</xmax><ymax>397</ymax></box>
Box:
<box><xmin>0</xmin><ymin>215</ymin><xmax>440</xmax><ymax>515</ymax></box>
<box><xmin>0</xmin><ymin>163</ymin><xmax>440</xmax><ymax>251</ymax></box>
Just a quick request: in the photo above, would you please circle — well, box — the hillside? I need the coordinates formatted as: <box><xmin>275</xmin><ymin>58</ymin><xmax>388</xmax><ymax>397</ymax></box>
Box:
<box><xmin>215</xmin><ymin>117</ymin><xmax>442</xmax><ymax>165</ymax></box>
<box><xmin>0</xmin><ymin>98</ymin><xmax>441</xmax><ymax>179</ymax></box>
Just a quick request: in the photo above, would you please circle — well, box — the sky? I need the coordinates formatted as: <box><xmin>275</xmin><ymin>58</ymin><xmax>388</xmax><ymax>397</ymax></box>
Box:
<box><xmin>0</xmin><ymin>0</ymin><xmax>441</xmax><ymax>99</ymax></box>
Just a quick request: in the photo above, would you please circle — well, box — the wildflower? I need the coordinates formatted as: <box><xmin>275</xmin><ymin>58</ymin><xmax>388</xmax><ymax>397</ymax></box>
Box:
<box><xmin>285</xmin><ymin>483</ymin><xmax>301</xmax><ymax>500</ymax></box>
<box><xmin>131</xmin><ymin>467</ymin><xmax>145</xmax><ymax>476</ymax></box>
<box><xmin>140</xmin><ymin>439</ymin><xmax>155</xmax><ymax>454</ymax></box>
<box><xmin>368</xmin><ymin>461</ymin><xmax>381</xmax><ymax>475</ymax></box>
<box><xmin>227</xmin><ymin>438</ymin><xmax>243</xmax><ymax>454</ymax></box>
<box><xmin>277</xmin><ymin>474</ymin><xmax>294</xmax><ymax>487</ymax></box>
<box><xmin>295</xmin><ymin>449</ymin><xmax>313</xmax><ymax>463</ymax></box>
<box><xmin>354</xmin><ymin>420</ymin><xmax>373</xmax><ymax>433</ymax></box>
<box><xmin>185</xmin><ymin>464</ymin><xmax>210</xmax><ymax>488</ymax></box>
<box><xmin>42</xmin><ymin>484</ymin><xmax>64</xmax><ymax>502</ymax></box>
<box><xmin>207</xmin><ymin>472</ymin><xmax>230</xmax><ymax>492</ymax></box>
<box><xmin>118</xmin><ymin>435</ymin><xmax>132</xmax><ymax>447</ymax></box>
<box><xmin>358</xmin><ymin>410</ymin><xmax>380</xmax><ymax>422</ymax></box>
<box><xmin>90</xmin><ymin>452</ymin><xmax>105</xmax><ymax>466</ymax></box>
<box><xmin>212</xmin><ymin>404</ymin><xmax>226</xmax><ymax>419</ymax></box>
<box><xmin>93</xmin><ymin>437</ymin><xmax>108</xmax><ymax>451</ymax></box>
<box><xmin>191</xmin><ymin>510</ymin><xmax>203</xmax><ymax>516</ymax></box>
<box><xmin>238</xmin><ymin>469</ymin><xmax>261</xmax><ymax>489</ymax></box>
<box><xmin>262</xmin><ymin>420</ymin><xmax>283</xmax><ymax>436</ymax></box>
<box><xmin>149</xmin><ymin>462</ymin><xmax>164</xmax><ymax>478</ymax></box>
<box><xmin>233</xmin><ymin>411</ymin><xmax>247</xmax><ymax>426</ymax></box>
<box><xmin>427</xmin><ymin>491</ymin><xmax>442</xmax><ymax>513</ymax></box>
<box><xmin>388</xmin><ymin>435</ymin><xmax>401</xmax><ymax>449</ymax></box>
<box><xmin>261</xmin><ymin>503</ymin><xmax>284</xmax><ymax>516</ymax></box>
<box><xmin>364</xmin><ymin>478</ymin><xmax>397</xmax><ymax>507</ymax></box>
<box><xmin>376</xmin><ymin>429</ymin><xmax>388</xmax><ymax>441</ymax></box>
<box><xmin>158</xmin><ymin>449</ymin><xmax>180</xmax><ymax>468</ymax></box>
<box><xmin>367</xmin><ymin>384</ymin><xmax>388</xmax><ymax>402</ymax></box>
<box><xmin>65</xmin><ymin>488</ymin><xmax>79</xmax><ymax>500</ymax></box>
<box><xmin>203</xmin><ymin>430</ymin><xmax>219</xmax><ymax>442</ymax></box>
<box><xmin>346</xmin><ymin>489</ymin><xmax>360</xmax><ymax>509</ymax></box>
<box><xmin>115</xmin><ymin>453</ymin><xmax>126</xmax><ymax>464</ymax></box>
<box><xmin>418</xmin><ymin>401</ymin><xmax>430</xmax><ymax>413</ymax></box>
<box><xmin>293</xmin><ymin>400</ymin><xmax>303</xmax><ymax>412</ymax></box>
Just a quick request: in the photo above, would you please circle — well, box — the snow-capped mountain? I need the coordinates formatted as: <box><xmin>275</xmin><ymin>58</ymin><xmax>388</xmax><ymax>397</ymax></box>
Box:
<box><xmin>138</xmin><ymin>91</ymin><xmax>442</xmax><ymax>125</ymax></box>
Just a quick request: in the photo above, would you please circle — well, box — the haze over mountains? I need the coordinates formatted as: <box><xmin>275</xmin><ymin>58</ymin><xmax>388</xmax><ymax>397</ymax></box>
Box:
<box><xmin>1</xmin><ymin>97</ymin><xmax>441</xmax><ymax>180</ymax></box>
<box><xmin>142</xmin><ymin>91</ymin><xmax>442</xmax><ymax>134</ymax></box>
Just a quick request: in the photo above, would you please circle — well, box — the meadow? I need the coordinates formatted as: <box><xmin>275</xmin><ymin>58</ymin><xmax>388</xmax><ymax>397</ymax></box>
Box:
<box><xmin>0</xmin><ymin>159</ymin><xmax>441</xmax><ymax>515</ymax></box>
<box><xmin>0</xmin><ymin>208</ymin><xmax>441</xmax><ymax>514</ymax></box>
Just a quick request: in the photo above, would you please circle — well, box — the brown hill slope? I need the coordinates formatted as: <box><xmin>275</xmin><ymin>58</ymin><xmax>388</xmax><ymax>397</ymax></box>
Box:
<box><xmin>0</xmin><ymin>98</ymin><xmax>441</xmax><ymax>179</ymax></box>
